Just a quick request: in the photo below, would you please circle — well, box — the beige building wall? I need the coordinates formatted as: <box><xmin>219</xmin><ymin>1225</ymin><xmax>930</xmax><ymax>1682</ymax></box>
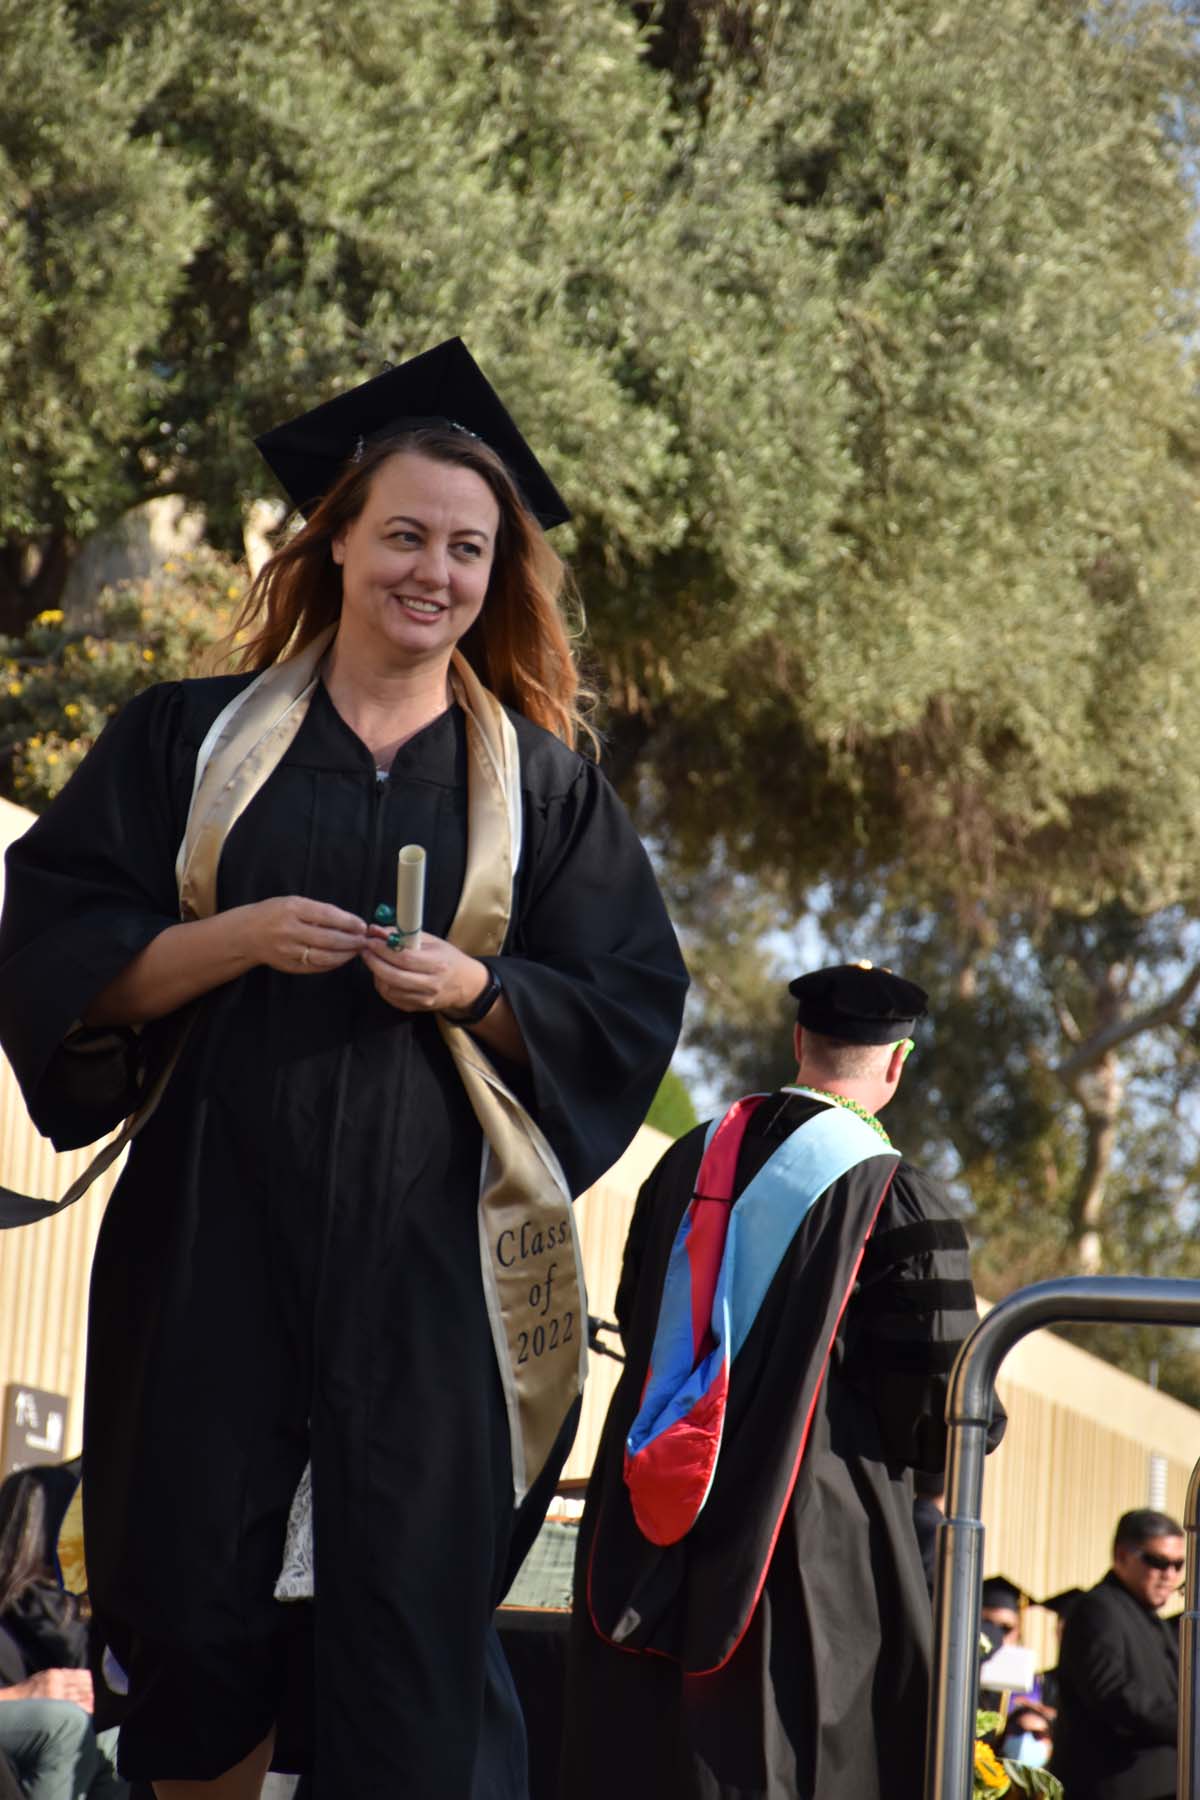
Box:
<box><xmin>0</xmin><ymin>796</ymin><xmax>125</xmax><ymax>1456</ymax></box>
<box><xmin>563</xmin><ymin>1126</ymin><xmax>673</xmax><ymax>1486</ymax></box>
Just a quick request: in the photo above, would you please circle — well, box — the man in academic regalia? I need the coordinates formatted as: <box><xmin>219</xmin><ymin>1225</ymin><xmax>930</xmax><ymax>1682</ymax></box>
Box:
<box><xmin>562</xmin><ymin>963</ymin><xmax>1004</xmax><ymax>1800</ymax></box>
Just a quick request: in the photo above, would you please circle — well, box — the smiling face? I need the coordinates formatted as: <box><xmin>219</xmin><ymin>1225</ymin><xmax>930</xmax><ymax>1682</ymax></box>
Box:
<box><xmin>331</xmin><ymin>450</ymin><xmax>500</xmax><ymax>674</ymax></box>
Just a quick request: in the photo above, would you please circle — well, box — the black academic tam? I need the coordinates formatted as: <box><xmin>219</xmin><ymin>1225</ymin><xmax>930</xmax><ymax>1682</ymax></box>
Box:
<box><xmin>256</xmin><ymin>337</ymin><xmax>571</xmax><ymax>529</ymax></box>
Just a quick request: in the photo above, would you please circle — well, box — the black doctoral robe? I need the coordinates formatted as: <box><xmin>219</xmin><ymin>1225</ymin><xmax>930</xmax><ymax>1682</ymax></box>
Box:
<box><xmin>563</xmin><ymin>1090</ymin><xmax>1000</xmax><ymax>1800</ymax></box>
<box><xmin>0</xmin><ymin>676</ymin><xmax>687</xmax><ymax>1797</ymax></box>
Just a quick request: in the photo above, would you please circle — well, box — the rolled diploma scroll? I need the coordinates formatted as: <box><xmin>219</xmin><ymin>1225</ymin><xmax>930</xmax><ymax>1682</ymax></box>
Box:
<box><xmin>396</xmin><ymin>844</ymin><xmax>426</xmax><ymax>949</ymax></box>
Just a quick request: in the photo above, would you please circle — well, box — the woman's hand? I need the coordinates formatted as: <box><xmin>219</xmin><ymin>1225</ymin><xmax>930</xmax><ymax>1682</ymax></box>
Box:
<box><xmin>361</xmin><ymin>929</ymin><xmax>529</xmax><ymax>1062</ymax></box>
<box><xmin>84</xmin><ymin>897</ymin><xmax>369</xmax><ymax>1026</ymax></box>
<box><xmin>245</xmin><ymin>896</ymin><xmax>369</xmax><ymax>975</ymax></box>
<box><xmin>361</xmin><ymin>927</ymin><xmax>489</xmax><ymax>1013</ymax></box>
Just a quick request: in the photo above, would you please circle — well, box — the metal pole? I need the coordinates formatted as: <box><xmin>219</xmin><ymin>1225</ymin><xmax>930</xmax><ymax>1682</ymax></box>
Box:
<box><xmin>924</xmin><ymin>1276</ymin><xmax>1200</xmax><ymax>1800</ymax></box>
<box><xmin>1179</xmin><ymin>1454</ymin><xmax>1200</xmax><ymax>1800</ymax></box>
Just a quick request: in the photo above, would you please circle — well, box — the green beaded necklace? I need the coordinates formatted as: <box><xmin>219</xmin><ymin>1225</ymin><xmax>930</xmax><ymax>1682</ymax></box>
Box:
<box><xmin>787</xmin><ymin>1085</ymin><xmax>893</xmax><ymax>1146</ymax></box>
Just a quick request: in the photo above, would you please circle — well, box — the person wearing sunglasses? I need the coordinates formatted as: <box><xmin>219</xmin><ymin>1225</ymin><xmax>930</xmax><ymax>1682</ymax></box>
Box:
<box><xmin>1049</xmin><ymin>1508</ymin><xmax>1184</xmax><ymax>1800</ymax></box>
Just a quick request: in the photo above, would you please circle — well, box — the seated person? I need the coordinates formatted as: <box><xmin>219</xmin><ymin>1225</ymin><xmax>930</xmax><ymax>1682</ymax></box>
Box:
<box><xmin>981</xmin><ymin>1575</ymin><xmax>1025</xmax><ymax>1652</ymax></box>
<box><xmin>0</xmin><ymin>1475</ymin><xmax>125</xmax><ymax>1798</ymax></box>
<box><xmin>992</xmin><ymin>1699</ymin><xmax>1054</xmax><ymax>1771</ymax></box>
<box><xmin>979</xmin><ymin>1574</ymin><xmax>1045</xmax><ymax>1712</ymax></box>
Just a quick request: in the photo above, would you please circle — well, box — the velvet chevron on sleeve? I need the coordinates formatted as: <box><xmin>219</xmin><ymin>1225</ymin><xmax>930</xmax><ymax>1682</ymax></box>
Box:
<box><xmin>845</xmin><ymin>1166</ymin><xmax>1005</xmax><ymax>1470</ymax></box>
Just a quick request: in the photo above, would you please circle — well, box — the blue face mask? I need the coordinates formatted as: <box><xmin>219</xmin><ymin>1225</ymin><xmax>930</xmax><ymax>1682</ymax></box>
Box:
<box><xmin>1001</xmin><ymin>1731</ymin><xmax>1050</xmax><ymax>1769</ymax></box>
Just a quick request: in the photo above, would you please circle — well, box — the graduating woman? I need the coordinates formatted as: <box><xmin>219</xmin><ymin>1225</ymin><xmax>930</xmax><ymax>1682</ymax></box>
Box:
<box><xmin>0</xmin><ymin>340</ymin><xmax>688</xmax><ymax>1799</ymax></box>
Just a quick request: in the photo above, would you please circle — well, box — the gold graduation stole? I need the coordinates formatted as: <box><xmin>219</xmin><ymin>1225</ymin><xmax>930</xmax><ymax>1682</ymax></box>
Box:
<box><xmin>177</xmin><ymin>629</ymin><xmax>588</xmax><ymax>1502</ymax></box>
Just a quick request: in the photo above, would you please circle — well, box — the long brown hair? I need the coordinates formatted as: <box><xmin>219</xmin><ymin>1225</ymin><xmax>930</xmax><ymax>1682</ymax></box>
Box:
<box><xmin>0</xmin><ymin>1472</ymin><xmax>48</xmax><ymax>1614</ymax></box>
<box><xmin>227</xmin><ymin>426</ymin><xmax>593</xmax><ymax>750</ymax></box>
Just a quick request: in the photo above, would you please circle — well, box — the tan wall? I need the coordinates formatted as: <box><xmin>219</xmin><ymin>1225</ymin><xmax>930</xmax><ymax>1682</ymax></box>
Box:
<box><xmin>0</xmin><ymin>797</ymin><xmax>125</xmax><ymax>1456</ymax></box>
<box><xmin>562</xmin><ymin>1126</ymin><xmax>673</xmax><ymax>1484</ymax></box>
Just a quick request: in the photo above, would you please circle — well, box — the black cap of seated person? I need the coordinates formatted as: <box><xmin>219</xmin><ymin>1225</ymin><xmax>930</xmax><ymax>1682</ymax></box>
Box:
<box><xmin>1038</xmin><ymin>1586</ymin><xmax>1085</xmax><ymax>1623</ymax></box>
<box><xmin>255</xmin><ymin>336</ymin><xmax>571</xmax><ymax>529</ymax></box>
<box><xmin>980</xmin><ymin>1574</ymin><xmax>1030</xmax><ymax>1651</ymax></box>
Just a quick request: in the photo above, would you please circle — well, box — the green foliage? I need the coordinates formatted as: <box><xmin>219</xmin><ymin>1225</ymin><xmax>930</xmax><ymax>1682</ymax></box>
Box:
<box><xmin>645</xmin><ymin>1067</ymin><xmax>700</xmax><ymax>1138</ymax></box>
<box><xmin>7</xmin><ymin>0</ymin><xmax>1200</xmax><ymax>918</ymax></box>
<box><xmin>0</xmin><ymin>0</ymin><xmax>202</xmax><ymax>579</ymax></box>
<box><xmin>0</xmin><ymin>551</ymin><xmax>239</xmax><ymax>807</ymax></box>
<box><xmin>863</xmin><ymin>898</ymin><xmax>1200</xmax><ymax>1285</ymax></box>
<box><xmin>674</xmin><ymin>871</ymin><xmax>800</xmax><ymax>1103</ymax></box>
<box><xmin>2</xmin><ymin>0</ymin><xmax>689</xmax><ymax>588</ymax></box>
<box><xmin>612</xmin><ymin>0</ymin><xmax>1200</xmax><ymax>921</ymax></box>
<box><xmin>1003</xmin><ymin>1763</ymin><xmax>1063</xmax><ymax>1799</ymax></box>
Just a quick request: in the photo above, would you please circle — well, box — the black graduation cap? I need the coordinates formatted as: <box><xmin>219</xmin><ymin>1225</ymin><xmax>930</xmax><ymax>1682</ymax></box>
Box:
<box><xmin>788</xmin><ymin>962</ymin><xmax>928</xmax><ymax>1045</ymax></box>
<box><xmin>1038</xmin><ymin>1586</ymin><xmax>1085</xmax><ymax>1620</ymax></box>
<box><xmin>981</xmin><ymin>1575</ymin><xmax>1030</xmax><ymax>1614</ymax></box>
<box><xmin>255</xmin><ymin>337</ymin><xmax>571</xmax><ymax>530</ymax></box>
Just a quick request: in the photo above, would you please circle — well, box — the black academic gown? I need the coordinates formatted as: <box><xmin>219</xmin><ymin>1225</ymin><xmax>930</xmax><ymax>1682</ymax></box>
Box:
<box><xmin>0</xmin><ymin>676</ymin><xmax>687</xmax><ymax>1798</ymax></box>
<box><xmin>563</xmin><ymin>1091</ymin><xmax>998</xmax><ymax>1800</ymax></box>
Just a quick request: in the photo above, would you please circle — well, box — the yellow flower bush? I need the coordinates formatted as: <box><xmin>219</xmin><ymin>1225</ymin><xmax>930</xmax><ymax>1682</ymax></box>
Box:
<box><xmin>971</xmin><ymin>1713</ymin><xmax>1063</xmax><ymax>1799</ymax></box>
<box><xmin>0</xmin><ymin>551</ymin><xmax>239</xmax><ymax>811</ymax></box>
<box><xmin>974</xmin><ymin>1742</ymin><xmax>1011</xmax><ymax>1794</ymax></box>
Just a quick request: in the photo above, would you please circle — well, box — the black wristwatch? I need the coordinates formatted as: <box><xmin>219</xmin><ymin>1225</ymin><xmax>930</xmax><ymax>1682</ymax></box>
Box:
<box><xmin>443</xmin><ymin>964</ymin><xmax>503</xmax><ymax>1027</ymax></box>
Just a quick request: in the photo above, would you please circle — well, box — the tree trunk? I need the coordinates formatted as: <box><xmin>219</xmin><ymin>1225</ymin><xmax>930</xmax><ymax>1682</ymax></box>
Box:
<box><xmin>0</xmin><ymin>533</ymin><xmax>77</xmax><ymax>637</ymax></box>
<box><xmin>1069</xmin><ymin>1053</ymin><xmax>1122</xmax><ymax>1273</ymax></box>
<box><xmin>1057</xmin><ymin>960</ymin><xmax>1129</xmax><ymax>1273</ymax></box>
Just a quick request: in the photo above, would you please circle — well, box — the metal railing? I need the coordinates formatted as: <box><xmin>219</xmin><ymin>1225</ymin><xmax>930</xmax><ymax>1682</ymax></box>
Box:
<box><xmin>924</xmin><ymin>1276</ymin><xmax>1200</xmax><ymax>1800</ymax></box>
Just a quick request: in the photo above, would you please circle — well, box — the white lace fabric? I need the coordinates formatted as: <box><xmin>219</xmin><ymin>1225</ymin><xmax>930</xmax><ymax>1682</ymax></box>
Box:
<box><xmin>274</xmin><ymin>1460</ymin><xmax>315</xmax><ymax>1601</ymax></box>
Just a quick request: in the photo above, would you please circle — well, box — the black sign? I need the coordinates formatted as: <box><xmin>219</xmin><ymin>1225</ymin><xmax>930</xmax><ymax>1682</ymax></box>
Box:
<box><xmin>2</xmin><ymin>1383</ymin><xmax>69</xmax><ymax>1475</ymax></box>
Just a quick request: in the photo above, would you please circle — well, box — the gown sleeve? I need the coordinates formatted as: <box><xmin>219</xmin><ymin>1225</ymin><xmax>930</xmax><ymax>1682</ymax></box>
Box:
<box><xmin>495</xmin><ymin>746</ymin><xmax>689</xmax><ymax>1196</ymax></box>
<box><xmin>842</xmin><ymin>1161</ymin><xmax>1006</xmax><ymax>1471</ymax></box>
<box><xmin>0</xmin><ymin>685</ymin><xmax>187</xmax><ymax>1149</ymax></box>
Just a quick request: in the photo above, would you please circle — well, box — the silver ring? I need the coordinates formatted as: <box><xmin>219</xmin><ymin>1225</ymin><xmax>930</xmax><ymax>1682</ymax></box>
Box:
<box><xmin>301</xmin><ymin>945</ymin><xmax>312</xmax><ymax>968</ymax></box>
